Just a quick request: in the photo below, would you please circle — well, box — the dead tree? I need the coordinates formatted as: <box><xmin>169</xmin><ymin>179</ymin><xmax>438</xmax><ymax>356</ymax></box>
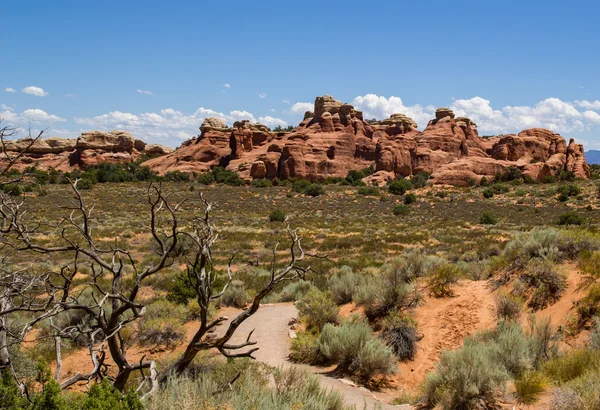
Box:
<box><xmin>163</xmin><ymin>195</ymin><xmax>311</xmax><ymax>380</ymax></box>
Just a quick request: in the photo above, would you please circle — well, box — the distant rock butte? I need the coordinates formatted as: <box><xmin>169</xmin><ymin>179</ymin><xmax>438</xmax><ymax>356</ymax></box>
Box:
<box><xmin>2</xmin><ymin>95</ymin><xmax>590</xmax><ymax>185</ymax></box>
<box><xmin>1</xmin><ymin>131</ymin><xmax>173</xmax><ymax>172</ymax></box>
<box><xmin>143</xmin><ymin>95</ymin><xmax>590</xmax><ymax>185</ymax></box>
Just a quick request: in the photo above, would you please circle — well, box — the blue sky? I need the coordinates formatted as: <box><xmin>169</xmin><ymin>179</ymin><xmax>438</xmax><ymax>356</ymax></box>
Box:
<box><xmin>2</xmin><ymin>0</ymin><xmax>600</xmax><ymax>148</ymax></box>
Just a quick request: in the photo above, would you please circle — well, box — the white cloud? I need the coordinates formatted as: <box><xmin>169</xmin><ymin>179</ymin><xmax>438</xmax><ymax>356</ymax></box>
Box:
<box><xmin>575</xmin><ymin>100</ymin><xmax>600</xmax><ymax>110</ymax></box>
<box><xmin>74</xmin><ymin>106</ymin><xmax>261</xmax><ymax>146</ymax></box>
<box><xmin>65</xmin><ymin>93</ymin><xmax>77</xmax><ymax>98</ymax></box>
<box><xmin>1</xmin><ymin>104</ymin><xmax>14</xmax><ymax>112</ymax></box>
<box><xmin>283</xmin><ymin>100</ymin><xmax>290</xmax><ymax>105</ymax></box>
<box><xmin>258</xmin><ymin>116</ymin><xmax>287</xmax><ymax>128</ymax></box>
<box><xmin>258</xmin><ymin>93</ymin><xmax>266</xmax><ymax>99</ymax></box>
<box><xmin>22</xmin><ymin>86</ymin><xmax>48</xmax><ymax>97</ymax></box>
<box><xmin>352</xmin><ymin>94</ymin><xmax>435</xmax><ymax>128</ymax></box>
<box><xmin>269</xmin><ymin>108</ymin><xmax>276</xmax><ymax>112</ymax></box>
<box><xmin>223</xmin><ymin>83</ymin><xmax>231</xmax><ymax>88</ymax></box>
<box><xmin>4</xmin><ymin>87</ymin><xmax>16</xmax><ymax>93</ymax></box>
<box><xmin>22</xmin><ymin>109</ymin><xmax>66</xmax><ymax>123</ymax></box>
<box><xmin>577</xmin><ymin>85</ymin><xmax>585</xmax><ymax>89</ymax></box>
<box><xmin>290</xmin><ymin>102</ymin><xmax>313</xmax><ymax>114</ymax></box>
<box><xmin>136</xmin><ymin>89</ymin><xmax>153</xmax><ymax>95</ymax></box>
<box><xmin>451</xmin><ymin>97</ymin><xmax>586</xmax><ymax>134</ymax></box>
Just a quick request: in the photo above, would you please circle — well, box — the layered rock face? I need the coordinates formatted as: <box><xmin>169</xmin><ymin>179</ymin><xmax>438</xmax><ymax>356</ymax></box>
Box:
<box><xmin>146</xmin><ymin>95</ymin><xmax>590</xmax><ymax>185</ymax></box>
<box><xmin>1</xmin><ymin>131</ymin><xmax>173</xmax><ymax>171</ymax></box>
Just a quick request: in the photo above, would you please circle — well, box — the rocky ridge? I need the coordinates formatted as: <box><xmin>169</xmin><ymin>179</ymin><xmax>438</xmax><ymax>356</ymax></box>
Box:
<box><xmin>143</xmin><ymin>95</ymin><xmax>590</xmax><ymax>185</ymax></box>
<box><xmin>1</xmin><ymin>131</ymin><xmax>173</xmax><ymax>171</ymax></box>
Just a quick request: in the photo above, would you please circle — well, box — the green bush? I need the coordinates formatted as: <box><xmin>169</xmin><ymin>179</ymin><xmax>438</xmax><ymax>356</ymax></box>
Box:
<box><xmin>521</xmin><ymin>260</ymin><xmax>567</xmax><ymax>309</ymax></box>
<box><xmin>277</xmin><ymin>280</ymin><xmax>314</xmax><ymax>302</ymax></box>
<box><xmin>304</xmin><ymin>183</ymin><xmax>325</xmax><ymax>197</ymax></box>
<box><xmin>427</xmin><ymin>264</ymin><xmax>461</xmax><ymax>297</ymax></box>
<box><xmin>138</xmin><ymin>318</ymin><xmax>186</xmax><ymax>348</ymax></box>
<box><xmin>81</xmin><ymin>378</ymin><xmax>143</xmax><ymax>410</ymax></box>
<box><xmin>220</xmin><ymin>284</ymin><xmax>250</xmax><ymax>308</ymax></box>
<box><xmin>403</xmin><ymin>193</ymin><xmax>417</xmax><ymax>204</ymax></box>
<box><xmin>502</xmin><ymin>228</ymin><xmax>561</xmax><ymax>264</ymax></box>
<box><xmin>357</xmin><ymin>186</ymin><xmax>380</xmax><ymax>196</ymax></box>
<box><xmin>292</xmin><ymin>179</ymin><xmax>312</xmax><ymax>193</ymax></box>
<box><xmin>514</xmin><ymin>371</ymin><xmax>547</xmax><ymax>404</ymax></box>
<box><xmin>479</xmin><ymin>211</ymin><xmax>497</xmax><ymax>225</ymax></box>
<box><xmin>543</xmin><ymin>349</ymin><xmax>600</xmax><ymax>385</ymax></box>
<box><xmin>166</xmin><ymin>271</ymin><xmax>197</xmax><ymax>305</ymax></box>
<box><xmin>482</xmin><ymin>188</ymin><xmax>494</xmax><ymax>199</ymax></box>
<box><xmin>411</xmin><ymin>172</ymin><xmax>431</xmax><ymax>189</ymax></box>
<box><xmin>423</xmin><ymin>342</ymin><xmax>509</xmax><ymax>409</ymax></box>
<box><xmin>0</xmin><ymin>183</ymin><xmax>23</xmax><ymax>196</ymax></box>
<box><xmin>251</xmin><ymin>178</ymin><xmax>272</xmax><ymax>188</ymax></box>
<box><xmin>318</xmin><ymin>320</ymin><xmax>396</xmax><ymax>379</ymax></box>
<box><xmin>289</xmin><ymin>331</ymin><xmax>325</xmax><ymax>365</ymax></box>
<box><xmin>296</xmin><ymin>288</ymin><xmax>338</xmax><ymax>330</ymax></box>
<box><xmin>557</xmin><ymin>211</ymin><xmax>585</xmax><ymax>226</ymax></box>
<box><xmin>495</xmin><ymin>292</ymin><xmax>524</xmax><ymax>322</ymax></box>
<box><xmin>268</xmin><ymin>209</ymin><xmax>286</xmax><ymax>222</ymax></box>
<box><xmin>327</xmin><ymin>267</ymin><xmax>363</xmax><ymax>305</ymax></box>
<box><xmin>388</xmin><ymin>179</ymin><xmax>412</xmax><ymax>195</ymax></box>
<box><xmin>393</xmin><ymin>205</ymin><xmax>409</xmax><ymax>216</ymax></box>
<box><xmin>77</xmin><ymin>178</ymin><xmax>94</xmax><ymax>190</ymax></box>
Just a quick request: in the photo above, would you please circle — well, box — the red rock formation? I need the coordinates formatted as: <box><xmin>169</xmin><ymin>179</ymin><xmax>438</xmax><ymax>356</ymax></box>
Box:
<box><xmin>143</xmin><ymin>95</ymin><xmax>590</xmax><ymax>185</ymax></box>
<box><xmin>1</xmin><ymin>130</ymin><xmax>172</xmax><ymax>171</ymax></box>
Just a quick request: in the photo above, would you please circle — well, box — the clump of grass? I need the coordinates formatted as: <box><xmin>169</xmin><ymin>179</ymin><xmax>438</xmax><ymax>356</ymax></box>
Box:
<box><xmin>514</xmin><ymin>371</ymin><xmax>548</xmax><ymax>404</ymax></box>
<box><xmin>296</xmin><ymin>288</ymin><xmax>338</xmax><ymax>330</ymax></box>
<box><xmin>495</xmin><ymin>292</ymin><xmax>524</xmax><ymax>322</ymax></box>
<box><xmin>479</xmin><ymin>211</ymin><xmax>497</xmax><ymax>225</ymax></box>
<box><xmin>268</xmin><ymin>209</ymin><xmax>286</xmax><ymax>222</ymax></box>
<box><xmin>427</xmin><ymin>264</ymin><xmax>461</xmax><ymax>297</ymax></box>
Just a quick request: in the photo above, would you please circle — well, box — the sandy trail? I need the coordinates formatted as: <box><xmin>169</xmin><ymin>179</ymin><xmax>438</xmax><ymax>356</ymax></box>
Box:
<box><xmin>219</xmin><ymin>303</ymin><xmax>403</xmax><ymax>409</ymax></box>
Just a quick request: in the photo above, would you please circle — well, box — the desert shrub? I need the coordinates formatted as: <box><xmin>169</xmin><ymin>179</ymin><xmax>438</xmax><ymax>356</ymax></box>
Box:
<box><xmin>210</xmin><ymin>166</ymin><xmax>244</xmax><ymax>186</ymax></box>
<box><xmin>482</xmin><ymin>188</ymin><xmax>494</xmax><ymax>199</ymax></box>
<box><xmin>490</xmin><ymin>183</ymin><xmax>510</xmax><ymax>194</ymax></box>
<box><xmin>543</xmin><ymin>349</ymin><xmax>600</xmax><ymax>385</ymax></box>
<box><xmin>495</xmin><ymin>292</ymin><xmax>524</xmax><ymax>322</ymax></box>
<box><xmin>357</xmin><ymin>186</ymin><xmax>379</xmax><ymax>196</ymax></box>
<box><xmin>77</xmin><ymin>178</ymin><xmax>94</xmax><ymax>190</ymax></box>
<box><xmin>423</xmin><ymin>342</ymin><xmax>509</xmax><ymax>409</ymax></box>
<box><xmin>558</xmin><ymin>231</ymin><xmax>600</xmax><ymax>259</ymax></box>
<box><xmin>549</xmin><ymin>387</ymin><xmax>583</xmax><ymax>410</ymax></box>
<box><xmin>318</xmin><ymin>320</ymin><xmax>395</xmax><ymax>379</ymax></box>
<box><xmin>251</xmin><ymin>178</ymin><xmax>272</xmax><ymax>188</ymax></box>
<box><xmin>388</xmin><ymin>179</ymin><xmax>413</xmax><ymax>195</ymax></box>
<box><xmin>355</xmin><ymin>338</ymin><xmax>397</xmax><ymax>379</ymax></box>
<box><xmin>495</xmin><ymin>166</ymin><xmax>523</xmax><ymax>182</ymax></box>
<box><xmin>577</xmin><ymin>284</ymin><xmax>600</xmax><ymax>323</ymax></box>
<box><xmin>166</xmin><ymin>271</ymin><xmax>197</xmax><ymax>305</ymax></box>
<box><xmin>292</xmin><ymin>179</ymin><xmax>311</xmax><ymax>193</ymax></box>
<box><xmin>138</xmin><ymin>318</ymin><xmax>186</xmax><ymax>348</ymax></box>
<box><xmin>143</xmin><ymin>299</ymin><xmax>187</xmax><ymax>321</ymax></box>
<box><xmin>514</xmin><ymin>371</ymin><xmax>547</xmax><ymax>404</ymax></box>
<box><xmin>380</xmin><ymin>310</ymin><xmax>419</xmax><ymax>361</ymax></box>
<box><xmin>31</xmin><ymin>379</ymin><xmax>67</xmax><ymax>410</ymax></box>
<box><xmin>289</xmin><ymin>331</ymin><xmax>325</xmax><ymax>365</ymax></box>
<box><xmin>148</xmin><ymin>363</ymin><xmax>351</xmax><ymax>410</ymax></box>
<box><xmin>403</xmin><ymin>193</ymin><xmax>417</xmax><ymax>204</ymax></box>
<box><xmin>0</xmin><ymin>370</ymin><xmax>28</xmax><ymax>409</ymax></box>
<box><xmin>220</xmin><ymin>283</ymin><xmax>251</xmax><ymax>308</ymax></box>
<box><xmin>360</xmin><ymin>262</ymin><xmax>421</xmax><ymax>321</ymax></box>
<box><xmin>411</xmin><ymin>172</ymin><xmax>431</xmax><ymax>188</ymax></box>
<box><xmin>393</xmin><ymin>204</ymin><xmax>409</xmax><ymax>216</ymax></box>
<box><xmin>327</xmin><ymin>267</ymin><xmax>363</xmax><ymax>305</ymax></box>
<box><xmin>268</xmin><ymin>209</ymin><xmax>286</xmax><ymax>222</ymax></box>
<box><xmin>427</xmin><ymin>264</ymin><xmax>461</xmax><ymax>297</ymax></box>
<box><xmin>296</xmin><ymin>288</ymin><xmax>338</xmax><ymax>330</ymax></box>
<box><xmin>502</xmin><ymin>228</ymin><xmax>561</xmax><ymax>265</ymax></box>
<box><xmin>81</xmin><ymin>378</ymin><xmax>143</xmax><ymax>410</ymax></box>
<box><xmin>345</xmin><ymin>169</ymin><xmax>368</xmax><ymax>186</ymax></box>
<box><xmin>590</xmin><ymin>317</ymin><xmax>600</xmax><ymax>350</ymax></box>
<box><xmin>557</xmin><ymin>184</ymin><xmax>581</xmax><ymax>199</ymax></box>
<box><xmin>558</xmin><ymin>211</ymin><xmax>585</xmax><ymax>226</ymax></box>
<box><xmin>521</xmin><ymin>260</ymin><xmax>567</xmax><ymax>309</ymax></box>
<box><xmin>304</xmin><ymin>183</ymin><xmax>324</xmax><ymax>197</ymax></box>
<box><xmin>197</xmin><ymin>171</ymin><xmax>215</xmax><ymax>185</ymax></box>
<box><xmin>528</xmin><ymin>315</ymin><xmax>560</xmax><ymax>368</ymax></box>
<box><xmin>562</xmin><ymin>368</ymin><xmax>600</xmax><ymax>410</ymax></box>
<box><xmin>479</xmin><ymin>211</ymin><xmax>497</xmax><ymax>225</ymax></box>
<box><xmin>277</xmin><ymin>280</ymin><xmax>314</xmax><ymax>302</ymax></box>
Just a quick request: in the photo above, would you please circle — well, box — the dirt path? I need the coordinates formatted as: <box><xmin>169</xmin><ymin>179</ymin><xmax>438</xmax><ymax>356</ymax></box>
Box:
<box><xmin>220</xmin><ymin>303</ymin><xmax>404</xmax><ymax>410</ymax></box>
